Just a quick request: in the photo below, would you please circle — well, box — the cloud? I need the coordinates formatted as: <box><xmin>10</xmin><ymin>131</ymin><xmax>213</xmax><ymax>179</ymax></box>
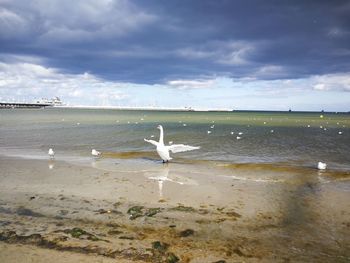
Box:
<box><xmin>167</xmin><ymin>79</ymin><xmax>215</xmax><ymax>89</ymax></box>
<box><xmin>312</xmin><ymin>73</ymin><xmax>350</xmax><ymax>91</ymax></box>
<box><xmin>216</xmin><ymin>41</ymin><xmax>255</xmax><ymax>65</ymax></box>
<box><xmin>0</xmin><ymin>61</ymin><xmax>128</xmax><ymax>105</ymax></box>
<box><xmin>253</xmin><ymin>65</ymin><xmax>288</xmax><ymax>79</ymax></box>
<box><xmin>175</xmin><ymin>40</ymin><xmax>255</xmax><ymax>65</ymax></box>
<box><xmin>0</xmin><ymin>0</ymin><xmax>157</xmax><ymax>43</ymax></box>
<box><xmin>0</xmin><ymin>1</ymin><xmax>350</xmax><ymax>94</ymax></box>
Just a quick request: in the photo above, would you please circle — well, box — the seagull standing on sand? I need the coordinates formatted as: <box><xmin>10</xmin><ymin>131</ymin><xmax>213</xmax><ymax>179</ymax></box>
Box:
<box><xmin>48</xmin><ymin>148</ymin><xmax>55</xmax><ymax>159</ymax></box>
<box><xmin>144</xmin><ymin>125</ymin><xmax>200</xmax><ymax>163</ymax></box>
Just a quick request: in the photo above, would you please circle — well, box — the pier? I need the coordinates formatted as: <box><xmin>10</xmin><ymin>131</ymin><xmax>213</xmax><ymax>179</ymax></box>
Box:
<box><xmin>0</xmin><ymin>102</ymin><xmax>52</xmax><ymax>109</ymax></box>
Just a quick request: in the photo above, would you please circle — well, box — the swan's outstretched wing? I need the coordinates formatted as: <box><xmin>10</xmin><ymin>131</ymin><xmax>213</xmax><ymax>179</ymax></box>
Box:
<box><xmin>144</xmin><ymin>138</ymin><xmax>159</xmax><ymax>146</ymax></box>
<box><xmin>166</xmin><ymin>144</ymin><xmax>200</xmax><ymax>153</ymax></box>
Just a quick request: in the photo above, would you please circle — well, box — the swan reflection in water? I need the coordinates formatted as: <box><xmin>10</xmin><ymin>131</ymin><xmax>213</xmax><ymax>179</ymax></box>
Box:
<box><xmin>48</xmin><ymin>160</ymin><xmax>55</xmax><ymax>170</ymax></box>
<box><xmin>145</xmin><ymin>164</ymin><xmax>198</xmax><ymax>199</ymax></box>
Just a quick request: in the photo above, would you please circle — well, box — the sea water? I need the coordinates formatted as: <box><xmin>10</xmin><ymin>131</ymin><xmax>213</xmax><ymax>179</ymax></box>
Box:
<box><xmin>0</xmin><ymin>108</ymin><xmax>349</xmax><ymax>171</ymax></box>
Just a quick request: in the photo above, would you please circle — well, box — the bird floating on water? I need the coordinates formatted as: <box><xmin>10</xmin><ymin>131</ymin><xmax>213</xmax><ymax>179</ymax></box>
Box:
<box><xmin>91</xmin><ymin>149</ymin><xmax>101</xmax><ymax>157</ymax></box>
<box><xmin>144</xmin><ymin>125</ymin><xmax>200</xmax><ymax>163</ymax></box>
<box><xmin>317</xmin><ymin>162</ymin><xmax>327</xmax><ymax>170</ymax></box>
<box><xmin>48</xmin><ymin>148</ymin><xmax>55</xmax><ymax>159</ymax></box>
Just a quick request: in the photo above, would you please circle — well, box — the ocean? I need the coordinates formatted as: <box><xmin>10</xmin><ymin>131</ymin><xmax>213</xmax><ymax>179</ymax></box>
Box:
<box><xmin>0</xmin><ymin>108</ymin><xmax>349</xmax><ymax>171</ymax></box>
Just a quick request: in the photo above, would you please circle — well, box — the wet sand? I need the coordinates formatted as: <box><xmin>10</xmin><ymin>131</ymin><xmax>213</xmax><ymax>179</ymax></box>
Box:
<box><xmin>0</xmin><ymin>156</ymin><xmax>349</xmax><ymax>262</ymax></box>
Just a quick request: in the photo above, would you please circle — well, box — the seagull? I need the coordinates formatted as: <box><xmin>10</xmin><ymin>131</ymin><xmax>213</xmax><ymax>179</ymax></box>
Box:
<box><xmin>48</xmin><ymin>148</ymin><xmax>55</xmax><ymax>159</ymax></box>
<box><xmin>236</xmin><ymin>136</ymin><xmax>242</xmax><ymax>140</ymax></box>
<box><xmin>144</xmin><ymin>125</ymin><xmax>200</xmax><ymax>162</ymax></box>
<box><xmin>91</xmin><ymin>149</ymin><xmax>101</xmax><ymax>157</ymax></box>
<box><xmin>317</xmin><ymin>162</ymin><xmax>327</xmax><ymax>170</ymax></box>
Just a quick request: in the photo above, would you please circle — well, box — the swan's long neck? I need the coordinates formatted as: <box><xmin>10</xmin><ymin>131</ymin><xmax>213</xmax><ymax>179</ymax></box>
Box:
<box><xmin>159</xmin><ymin>126</ymin><xmax>164</xmax><ymax>145</ymax></box>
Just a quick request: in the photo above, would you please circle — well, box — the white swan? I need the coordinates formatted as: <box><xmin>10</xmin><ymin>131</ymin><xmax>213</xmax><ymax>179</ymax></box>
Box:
<box><xmin>144</xmin><ymin>125</ymin><xmax>200</xmax><ymax>162</ymax></box>
<box><xmin>48</xmin><ymin>148</ymin><xmax>55</xmax><ymax>159</ymax></box>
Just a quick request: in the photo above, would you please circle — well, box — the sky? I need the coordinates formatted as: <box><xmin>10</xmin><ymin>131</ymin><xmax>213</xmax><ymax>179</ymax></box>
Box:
<box><xmin>0</xmin><ymin>0</ymin><xmax>349</xmax><ymax>111</ymax></box>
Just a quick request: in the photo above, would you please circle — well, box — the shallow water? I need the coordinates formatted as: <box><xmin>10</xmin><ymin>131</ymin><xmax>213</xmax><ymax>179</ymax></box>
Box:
<box><xmin>1</xmin><ymin>108</ymin><xmax>349</xmax><ymax>171</ymax></box>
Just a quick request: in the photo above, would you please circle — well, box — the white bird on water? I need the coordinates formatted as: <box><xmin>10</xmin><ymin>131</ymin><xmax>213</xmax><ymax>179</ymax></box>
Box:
<box><xmin>144</xmin><ymin>125</ymin><xmax>200</xmax><ymax>163</ymax></box>
<box><xmin>48</xmin><ymin>148</ymin><xmax>55</xmax><ymax>159</ymax></box>
<box><xmin>317</xmin><ymin>162</ymin><xmax>327</xmax><ymax>170</ymax></box>
<box><xmin>91</xmin><ymin>149</ymin><xmax>101</xmax><ymax>157</ymax></box>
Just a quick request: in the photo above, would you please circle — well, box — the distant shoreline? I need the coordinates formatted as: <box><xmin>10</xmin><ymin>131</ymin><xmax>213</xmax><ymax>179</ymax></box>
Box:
<box><xmin>1</xmin><ymin>103</ymin><xmax>349</xmax><ymax>113</ymax></box>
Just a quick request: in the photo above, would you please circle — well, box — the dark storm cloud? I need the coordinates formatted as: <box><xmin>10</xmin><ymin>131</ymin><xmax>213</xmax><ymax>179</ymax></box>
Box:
<box><xmin>0</xmin><ymin>0</ymin><xmax>349</xmax><ymax>83</ymax></box>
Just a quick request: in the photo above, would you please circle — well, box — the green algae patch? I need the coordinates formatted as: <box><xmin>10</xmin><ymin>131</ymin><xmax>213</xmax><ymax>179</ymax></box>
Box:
<box><xmin>64</xmin><ymin>228</ymin><xmax>102</xmax><ymax>242</ymax></box>
<box><xmin>145</xmin><ymin>208</ymin><xmax>162</xmax><ymax>217</ymax></box>
<box><xmin>127</xmin><ymin>206</ymin><xmax>144</xmax><ymax>220</ymax></box>
<box><xmin>127</xmin><ymin>206</ymin><xmax>162</xmax><ymax>219</ymax></box>
<box><xmin>150</xmin><ymin>241</ymin><xmax>179</xmax><ymax>263</ymax></box>
<box><xmin>69</xmin><ymin>228</ymin><xmax>86</xmax><ymax>238</ymax></box>
<box><xmin>166</xmin><ymin>252</ymin><xmax>180</xmax><ymax>263</ymax></box>
<box><xmin>152</xmin><ymin>241</ymin><xmax>169</xmax><ymax>252</ymax></box>
<box><xmin>169</xmin><ymin>205</ymin><xmax>196</xmax><ymax>213</ymax></box>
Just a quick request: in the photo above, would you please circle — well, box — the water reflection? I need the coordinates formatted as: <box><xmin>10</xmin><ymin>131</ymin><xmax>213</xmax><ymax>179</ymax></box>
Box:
<box><xmin>48</xmin><ymin>160</ymin><xmax>54</xmax><ymax>170</ymax></box>
<box><xmin>145</xmin><ymin>164</ymin><xmax>198</xmax><ymax>199</ymax></box>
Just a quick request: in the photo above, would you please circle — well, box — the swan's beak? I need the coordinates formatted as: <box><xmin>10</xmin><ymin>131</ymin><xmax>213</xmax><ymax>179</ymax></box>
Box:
<box><xmin>157</xmin><ymin>125</ymin><xmax>161</xmax><ymax>129</ymax></box>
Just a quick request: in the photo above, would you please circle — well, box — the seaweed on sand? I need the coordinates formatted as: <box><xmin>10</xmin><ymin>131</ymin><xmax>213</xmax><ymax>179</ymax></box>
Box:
<box><xmin>169</xmin><ymin>205</ymin><xmax>196</xmax><ymax>212</ymax></box>
<box><xmin>127</xmin><ymin>206</ymin><xmax>162</xmax><ymax>219</ymax></box>
<box><xmin>63</xmin><ymin>227</ymin><xmax>102</xmax><ymax>242</ymax></box>
<box><xmin>127</xmin><ymin>206</ymin><xmax>145</xmax><ymax>220</ymax></box>
<box><xmin>145</xmin><ymin>208</ymin><xmax>162</xmax><ymax>217</ymax></box>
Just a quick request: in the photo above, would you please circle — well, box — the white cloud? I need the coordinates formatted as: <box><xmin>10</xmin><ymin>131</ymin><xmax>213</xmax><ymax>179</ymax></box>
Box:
<box><xmin>0</xmin><ymin>57</ymin><xmax>349</xmax><ymax>109</ymax></box>
<box><xmin>0</xmin><ymin>61</ymin><xmax>128</xmax><ymax>105</ymax></box>
<box><xmin>312</xmin><ymin>73</ymin><xmax>350</xmax><ymax>91</ymax></box>
<box><xmin>167</xmin><ymin>79</ymin><xmax>215</xmax><ymax>89</ymax></box>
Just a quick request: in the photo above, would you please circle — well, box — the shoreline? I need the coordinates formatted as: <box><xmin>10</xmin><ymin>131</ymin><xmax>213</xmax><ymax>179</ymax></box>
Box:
<box><xmin>2</xmin><ymin>105</ymin><xmax>350</xmax><ymax>114</ymax></box>
<box><xmin>0</xmin><ymin>155</ymin><xmax>349</xmax><ymax>262</ymax></box>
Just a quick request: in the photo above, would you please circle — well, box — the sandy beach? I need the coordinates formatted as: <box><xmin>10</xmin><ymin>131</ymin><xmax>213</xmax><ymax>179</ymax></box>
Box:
<box><xmin>0</xmin><ymin>154</ymin><xmax>349</xmax><ymax>262</ymax></box>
